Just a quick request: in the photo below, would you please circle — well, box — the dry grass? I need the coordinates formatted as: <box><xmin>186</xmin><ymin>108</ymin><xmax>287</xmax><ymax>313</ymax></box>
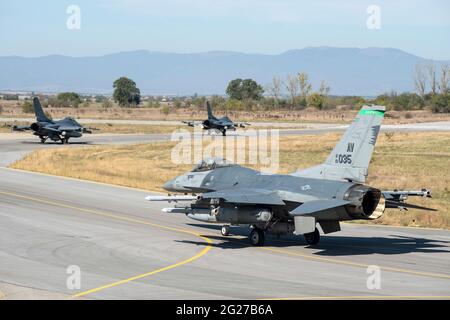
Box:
<box><xmin>11</xmin><ymin>132</ymin><xmax>450</xmax><ymax>229</ymax></box>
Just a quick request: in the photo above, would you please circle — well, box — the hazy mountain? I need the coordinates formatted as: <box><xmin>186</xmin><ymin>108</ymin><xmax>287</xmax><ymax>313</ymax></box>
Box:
<box><xmin>1</xmin><ymin>47</ymin><xmax>447</xmax><ymax>96</ymax></box>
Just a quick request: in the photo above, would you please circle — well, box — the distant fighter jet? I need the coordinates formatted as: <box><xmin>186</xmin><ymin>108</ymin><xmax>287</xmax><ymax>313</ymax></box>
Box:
<box><xmin>13</xmin><ymin>97</ymin><xmax>94</xmax><ymax>144</ymax></box>
<box><xmin>147</xmin><ymin>105</ymin><xmax>434</xmax><ymax>246</ymax></box>
<box><xmin>182</xmin><ymin>101</ymin><xmax>249</xmax><ymax>136</ymax></box>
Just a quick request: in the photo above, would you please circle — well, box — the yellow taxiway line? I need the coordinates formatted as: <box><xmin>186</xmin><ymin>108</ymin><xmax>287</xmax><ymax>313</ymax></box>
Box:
<box><xmin>0</xmin><ymin>190</ymin><xmax>212</xmax><ymax>299</ymax></box>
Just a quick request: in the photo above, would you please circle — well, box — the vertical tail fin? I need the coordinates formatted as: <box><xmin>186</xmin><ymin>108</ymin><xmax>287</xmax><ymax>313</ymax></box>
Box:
<box><xmin>293</xmin><ymin>105</ymin><xmax>385</xmax><ymax>183</ymax></box>
<box><xmin>206</xmin><ymin>101</ymin><xmax>216</xmax><ymax>120</ymax></box>
<box><xmin>33</xmin><ymin>97</ymin><xmax>51</xmax><ymax>122</ymax></box>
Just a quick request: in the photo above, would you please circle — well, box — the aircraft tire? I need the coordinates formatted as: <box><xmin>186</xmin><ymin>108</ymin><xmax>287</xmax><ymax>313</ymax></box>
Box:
<box><xmin>249</xmin><ymin>228</ymin><xmax>265</xmax><ymax>246</ymax></box>
<box><xmin>221</xmin><ymin>225</ymin><xmax>230</xmax><ymax>236</ymax></box>
<box><xmin>304</xmin><ymin>228</ymin><xmax>320</xmax><ymax>245</ymax></box>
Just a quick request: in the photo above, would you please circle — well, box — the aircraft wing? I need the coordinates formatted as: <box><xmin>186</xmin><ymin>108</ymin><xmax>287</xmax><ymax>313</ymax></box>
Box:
<box><xmin>290</xmin><ymin>200</ymin><xmax>350</xmax><ymax>216</ymax></box>
<box><xmin>202</xmin><ymin>188</ymin><xmax>286</xmax><ymax>205</ymax></box>
<box><xmin>234</xmin><ymin>122</ymin><xmax>251</xmax><ymax>128</ymax></box>
<box><xmin>182</xmin><ymin>120</ymin><xmax>203</xmax><ymax>127</ymax></box>
<box><xmin>11</xmin><ymin>125</ymin><xmax>31</xmax><ymax>131</ymax></box>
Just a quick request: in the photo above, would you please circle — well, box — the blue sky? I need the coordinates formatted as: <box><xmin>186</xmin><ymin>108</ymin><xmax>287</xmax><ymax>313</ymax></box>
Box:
<box><xmin>1</xmin><ymin>0</ymin><xmax>449</xmax><ymax>59</ymax></box>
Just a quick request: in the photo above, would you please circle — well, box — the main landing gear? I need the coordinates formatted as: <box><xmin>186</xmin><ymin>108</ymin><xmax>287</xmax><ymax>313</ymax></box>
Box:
<box><xmin>249</xmin><ymin>226</ymin><xmax>265</xmax><ymax>246</ymax></box>
<box><xmin>304</xmin><ymin>227</ymin><xmax>320</xmax><ymax>245</ymax></box>
<box><xmin>39</xmin><ymin>136</ymin><xmax>47</xmax><ymax>144</ymax></box>
<box><xmin>60</xmin><ymin>137</ymin><xmax>70</xmax><ymax>144</ymax></box>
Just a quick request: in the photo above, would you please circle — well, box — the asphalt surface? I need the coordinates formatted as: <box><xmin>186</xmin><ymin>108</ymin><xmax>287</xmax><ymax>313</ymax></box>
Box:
<box><xmin>0</xmin><ymin>168</ymin><xmax>449</xmax><ymax>299</ymax></box>
<box><xmin>0</xmin><ymin>121</ymin><xmax>449</xmax><ymax>299</ymax></box>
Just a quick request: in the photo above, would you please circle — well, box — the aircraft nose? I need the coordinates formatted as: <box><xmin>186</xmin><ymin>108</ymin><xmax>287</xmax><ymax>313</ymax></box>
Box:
<box><xmin>163</xmin><ymin>179</ymin><xmax>175</xmax><ymax>192</ymax></box>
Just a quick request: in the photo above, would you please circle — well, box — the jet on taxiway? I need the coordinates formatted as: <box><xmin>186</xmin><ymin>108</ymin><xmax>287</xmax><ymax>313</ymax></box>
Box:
<box><xmin>13</xmin><ymin>97</ymin><xmax>95</xmax><ymax>144</ymax></box>
<box><xmin>183</xmin><ymin>101</ymin><xmax>249</xmax><ymax>136</ymax></box>
<box><xmin>147</xmin><ymin>105</ymin><xmax>434</xmax><ymax>246</ymax></box>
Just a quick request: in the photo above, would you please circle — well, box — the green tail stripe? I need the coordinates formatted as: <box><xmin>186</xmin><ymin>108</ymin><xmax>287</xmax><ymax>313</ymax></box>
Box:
<box><xmin>359</xmin><ymin>109</ymin><xmax>385</xmax><ymax>117</ymax></box>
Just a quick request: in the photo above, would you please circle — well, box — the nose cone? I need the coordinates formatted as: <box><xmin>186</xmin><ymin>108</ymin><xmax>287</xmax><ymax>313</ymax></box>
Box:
<box><xmin>163</xmin><ymin>179</ymin><xmax>176</xmax><ymax>192</ymax></box>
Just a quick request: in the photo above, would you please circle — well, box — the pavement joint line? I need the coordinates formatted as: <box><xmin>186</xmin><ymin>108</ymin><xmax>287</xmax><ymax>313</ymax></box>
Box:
<box><xmin>0</xmin><ymin>190</ymin><xmax>212</xmax><ymax>298</ymax></box>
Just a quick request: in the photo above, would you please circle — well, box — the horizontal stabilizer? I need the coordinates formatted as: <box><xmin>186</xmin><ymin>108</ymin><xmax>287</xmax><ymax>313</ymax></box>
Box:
<box><xmin>290</xmin><ymin>199</ymin><xmax>350</xmax><ymax>216</ymax></box>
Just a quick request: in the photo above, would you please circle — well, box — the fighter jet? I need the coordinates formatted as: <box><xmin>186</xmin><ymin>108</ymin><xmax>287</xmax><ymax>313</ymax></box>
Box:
<box><xmin>182</xmin><ymin>101</ymin><xmax>249</xmax><ymax>136</ymax></box>
<box><xmin>147</xmin><ymin>105</ymin><xmax>434</xmax><ymax>246</ymax></box>
<box><xmin>12</xmin><ymin>97</ymin><xmax>94</xmax><ymax>144</ymax></box>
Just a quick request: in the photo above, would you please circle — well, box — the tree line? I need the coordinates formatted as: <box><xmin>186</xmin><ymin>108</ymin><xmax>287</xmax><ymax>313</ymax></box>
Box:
<box><xmin>11</xmin><ymin>62</ymin><xmax>450</xmax><ymax>114</ymax></box>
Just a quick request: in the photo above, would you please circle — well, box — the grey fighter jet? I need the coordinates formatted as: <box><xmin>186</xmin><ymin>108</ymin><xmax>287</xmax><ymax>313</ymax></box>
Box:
<box><xmin>183</xmin><ymin>101</ymin><xmax>249</xmax><ymax>136</ymax></box>
<box><xmin>147</xmin><ymin>105</ymin><xmax>434</xmax><ymax>246</ymax></box>
<box><xmin>13</xmin><ymin>97</ymin><xmax>94</xmax><ymax>144</ymax></box>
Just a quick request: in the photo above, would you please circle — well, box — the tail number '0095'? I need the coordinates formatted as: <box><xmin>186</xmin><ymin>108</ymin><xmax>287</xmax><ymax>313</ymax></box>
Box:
<box><xmin>335</xmin><ymin>154</ymin><xmax>352</xmax><ymax>164</ymax></box>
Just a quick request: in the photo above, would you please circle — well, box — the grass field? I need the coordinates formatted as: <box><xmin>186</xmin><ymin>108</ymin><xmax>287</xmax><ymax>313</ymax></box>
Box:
<box><xmin>11</xmin><ymin>132</ymin><xmax>450</xmax><ymax>229</ymax></box>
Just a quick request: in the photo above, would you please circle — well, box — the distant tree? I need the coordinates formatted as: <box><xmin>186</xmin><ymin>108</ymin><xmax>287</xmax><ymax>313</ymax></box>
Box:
<box><xmin>113</xmin><ymin>77</ymin><xmax>141</xmax><ymax>107</ymax></box>
<box><xmin>298</xmin><ymin>72</ymin><xmax>312</xmax><ymax>106</ymax></box>
<box><xmin>439</xmin><ymin>64</ymin><xmax>450</xmax><ymax>94</ymax></box>
<box><xmin>285</xmin><ymin>75</ymin><xmax>299</xmax><ymax>108</ymax></box>
<box><xmin>21</xmin><ymin>101</ymin><xmax>34</xmax><ymax>113</ymax></box>
<box><xmin>307</xmin><ymin>92</ymin><xmax>325</xmax><ymax>110</ymax></box>
<box><xmin>267</xmin><ymin>77</ymin><xmax>282</xmax><ymax>107</ymax></box>
<box><xmin>226</xmin><ymin>78</ymin><xmax>264</xmax><ymax>100</ymax></box>
<box><xmin>426</xmin><ymin>63</ymin><xmax>437</xmax><ymax>95</ymax></box>
<box><xmin>55</xmin><ymin>92</ymin><xmax>82</xmax><ymax>108</ymax></box>
<box><xmin>431</xmin><ymin>93</ymin><xmax>450</xmax><ymax>113</ymax></box>
<box><xmin>414</xmin><ymin>64</ymin><xmax>427</xmax><ymax>97</ymax></box>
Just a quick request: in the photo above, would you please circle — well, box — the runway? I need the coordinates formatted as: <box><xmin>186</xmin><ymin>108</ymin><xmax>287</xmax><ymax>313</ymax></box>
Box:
<box><xmin>0</xmin><ymin>168</ymin><xmax>449</xmax><ymax>299</ymax></box>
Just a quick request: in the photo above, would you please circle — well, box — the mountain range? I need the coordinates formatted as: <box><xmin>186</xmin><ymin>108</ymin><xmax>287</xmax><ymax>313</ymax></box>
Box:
<box><xmin>1</xmin><ymin>47</ymin><xmax>448</xmax><ymax>96</ymax></box>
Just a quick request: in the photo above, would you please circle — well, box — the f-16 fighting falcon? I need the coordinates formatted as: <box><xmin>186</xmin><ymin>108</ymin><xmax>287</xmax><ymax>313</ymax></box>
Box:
<box><xmin>147</xmin><ymin>105</ymin><xmax>434</xmax><ymax>246</ymax></box>
<box><xmin>13</xmin><ymin>97</ymin><xmax>94</xmax><ymax>144</ymax></box>
<box><xmin>182</xmin><ymin>101</ymin><xmax>249</xmax><ymax>136</ymax></box>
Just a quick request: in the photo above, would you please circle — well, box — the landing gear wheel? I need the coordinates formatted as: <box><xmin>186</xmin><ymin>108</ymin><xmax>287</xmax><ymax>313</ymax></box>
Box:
<box><xmin>221</xmin><ymin>225</ymin><xmax>230</xmax><ymax>236</ymax></box>
<box><xmin>39</xmin><ymin>136</ymin><xmax>47</xmax><ymax>144</ymax></box>
<box><xmin>304</xmin><ymin>228</ymin><xmax>320</xmax><ymax>245</ymax></box>
<box><xmin>222</xmin><ymin>129</ymin><xmax>226</xmax><ymax>136</ymax></box>
<box><xmin>249</xmin><ymin>228</ymin><xmax>265</xmax><ymax>246</ymax></box>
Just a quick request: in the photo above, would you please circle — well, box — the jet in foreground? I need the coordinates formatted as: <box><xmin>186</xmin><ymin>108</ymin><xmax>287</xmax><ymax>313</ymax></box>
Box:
<box><xmin>13</xmin><ymin>97</ymin><xmax>94</xmax><ymax>144</ymax></box>
<box><xmin>147</xmin><ymin>105</ymin><xmax>433</xmax><ymax>246</ymax></box>
<box><xmin>183</xmin><ymin>101</ymin><xmax>249</xmax><ymax>136</ymax></box>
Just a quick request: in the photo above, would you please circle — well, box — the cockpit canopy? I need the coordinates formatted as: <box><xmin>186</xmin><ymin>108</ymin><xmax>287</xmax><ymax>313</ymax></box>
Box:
<box><xmin>191</xmin><ymin>157</ymin><xmax>236</xmax><ymax>172</ymax></box>
<box><xmin>64</xmin><ymin>117</ymin><xmax>81</xmax><ymax>126</ymax></box>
